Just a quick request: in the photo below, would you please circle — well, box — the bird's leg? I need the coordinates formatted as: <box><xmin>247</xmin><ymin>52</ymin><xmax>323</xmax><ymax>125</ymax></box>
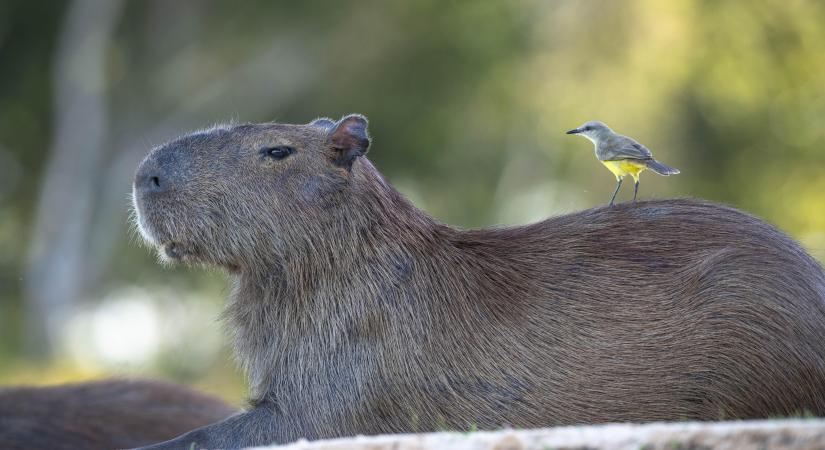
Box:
<box><xmin>633</xmin><ymin>179</ymin><xmax>639</xmax><ymax>203</ymax></box>
<box><xmin>609</xmin><ymin>178</ymin><xmax>623</xmax><ymax>206</ymax></box>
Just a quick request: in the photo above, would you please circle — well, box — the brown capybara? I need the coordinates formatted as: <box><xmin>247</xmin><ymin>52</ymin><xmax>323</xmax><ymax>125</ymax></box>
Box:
<box><xmin>0</xmin><ymin>379</ymin><xmax>236</xmax><ymax>450</ymax></box>
<box><xmin>132</xmin><ymin>115</ymin><xmax>825</xmax><ymax>449</ymax></box>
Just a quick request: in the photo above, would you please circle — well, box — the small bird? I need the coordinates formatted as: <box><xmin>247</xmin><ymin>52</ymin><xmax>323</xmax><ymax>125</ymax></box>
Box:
<box><xmin>566</xmin><ymin>121</ymin><xmax>679</xmax><ymax>206</ymax></box>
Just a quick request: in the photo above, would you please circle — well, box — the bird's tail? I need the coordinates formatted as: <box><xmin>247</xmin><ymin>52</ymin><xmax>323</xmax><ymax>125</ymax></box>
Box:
<box><xmin>645</xmin><ymin>159</ymin><xmax>680</xmax><ymax>176</ymax></box>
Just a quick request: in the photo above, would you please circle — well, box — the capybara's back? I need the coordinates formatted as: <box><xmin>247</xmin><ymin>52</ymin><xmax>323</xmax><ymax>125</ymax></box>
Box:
<box><xmin>0</xmin><ymin>379</ymin><xmax>236</xmax><ymax>450</ymax></box>
<box><xmin>482</xmin><ymin>199</ymin><xmax>825</xmax><ymax>423</ymax></box>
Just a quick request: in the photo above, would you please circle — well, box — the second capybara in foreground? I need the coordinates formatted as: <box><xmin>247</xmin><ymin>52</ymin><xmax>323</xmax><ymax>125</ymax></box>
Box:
<box><xmin>132</xmin><ymin>114</ymin><xmax>825</xmax><ymax>449</ymax></box>
<box><xmin>0</xmin><ymin>379</ymin><xmax>236</xmax><ymax>450</ymax></box>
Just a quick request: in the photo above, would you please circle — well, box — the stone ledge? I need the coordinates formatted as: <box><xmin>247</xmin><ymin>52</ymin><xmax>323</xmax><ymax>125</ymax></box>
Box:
<box><xmin>253</xmin><ymin>419</ymin><xmax>825</xmax><ymax>450</ymax></box>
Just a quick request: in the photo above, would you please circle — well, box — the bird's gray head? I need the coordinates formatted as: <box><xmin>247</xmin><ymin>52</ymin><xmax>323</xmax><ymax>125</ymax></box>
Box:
<box><xmin>566</xmin><ymin>121</ymin><xmax>613</xmax><ymax>143</ymax></box>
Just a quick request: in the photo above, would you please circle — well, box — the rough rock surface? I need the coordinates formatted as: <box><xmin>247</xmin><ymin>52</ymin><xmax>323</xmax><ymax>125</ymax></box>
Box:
<box><xmin>252</xmin><ymin>420</ymin><xmax>825</xmax><ymax>450</ymax></box>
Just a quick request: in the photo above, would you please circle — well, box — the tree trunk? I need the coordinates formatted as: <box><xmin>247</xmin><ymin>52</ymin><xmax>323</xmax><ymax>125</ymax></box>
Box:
<box><xmin>24</xmin><ymin>0</ymin><xmax>125</xmax><ymax>357</ymax></box>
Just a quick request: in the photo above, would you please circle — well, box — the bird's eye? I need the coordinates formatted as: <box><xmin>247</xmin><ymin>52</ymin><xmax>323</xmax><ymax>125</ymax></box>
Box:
<box><xmin>261</xmin><ymin>146</ymin><xmax>294</xmax><ymax>160</ymax></box>
<box><xmin>584</xmin><ymin>126</ymin><xmax>592</xmax><ymax>131</ymax></box>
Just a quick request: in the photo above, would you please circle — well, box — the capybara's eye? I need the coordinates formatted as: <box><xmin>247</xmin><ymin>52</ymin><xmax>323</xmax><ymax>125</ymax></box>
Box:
<box><xmin>261</xmin><ymin>146</ymin><xmax>295</xmax><ymax>160</ymax></box>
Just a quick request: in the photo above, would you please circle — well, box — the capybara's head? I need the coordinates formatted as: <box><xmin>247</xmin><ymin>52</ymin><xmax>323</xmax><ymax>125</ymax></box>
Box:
<box><xmin>132</xmin><ymin>114</ymin><xmax>370</xmax><ymax>269</ymax></box>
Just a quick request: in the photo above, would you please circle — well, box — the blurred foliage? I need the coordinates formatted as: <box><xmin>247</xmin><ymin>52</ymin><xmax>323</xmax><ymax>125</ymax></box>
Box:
<box><xmin>0</xmin><ymin>0</ymin><xmax>824</xmax><ymax>403</ymax></box>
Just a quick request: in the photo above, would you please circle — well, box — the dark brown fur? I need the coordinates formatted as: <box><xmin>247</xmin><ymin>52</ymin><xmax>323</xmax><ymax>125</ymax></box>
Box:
<box><xmin>0</xmin><ymin>379</ymin><xmax>236</xmax><ymax>450</ymax></box>
<box><xmin>132</xmin><ymin>115</ymin><xmax>825</xmax><ymax>449</ymax></box>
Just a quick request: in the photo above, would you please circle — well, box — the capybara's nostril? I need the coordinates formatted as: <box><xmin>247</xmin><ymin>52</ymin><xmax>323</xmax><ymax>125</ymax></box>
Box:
<box><xmin>134</xmin><ymin>143</ymin><xmax>188</xmax><ymax>197</ymax></box>
<box><xmin>135</xmin><ymin>164</ymin><xmax>167</xmax><ymax>195</ymax></box>
<box><xmin>137</xmin><ymin>172</ymin><xmax>165</xmax><ymax>193</ymax></box>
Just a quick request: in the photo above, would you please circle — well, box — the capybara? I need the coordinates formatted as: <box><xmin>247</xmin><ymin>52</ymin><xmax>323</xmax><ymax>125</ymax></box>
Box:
<box><xmin>0</xmin><ymin>379</ymin><xmax>236</xmax><ymax>449</ymax></box>
<box><xmin>132</xmin><ymin>115</ymin><xmax>825</xmax><ymax>449</ymax></box>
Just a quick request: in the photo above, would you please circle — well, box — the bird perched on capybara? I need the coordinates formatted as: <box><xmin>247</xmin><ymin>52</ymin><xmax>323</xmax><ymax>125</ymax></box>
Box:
<box><xmin>566</xmin><ymin>120</ymin><xmax>680</xmax><ymax>205</ymax></box>
<box><xmin>0</xmin><ymin>379</ymin><xmax>236</xmax><ymax>450</ymax></box>
<box><xmin>132</xmin><ymin>114</ymin><xmax>825</xmax><ymax>449</ymax></box>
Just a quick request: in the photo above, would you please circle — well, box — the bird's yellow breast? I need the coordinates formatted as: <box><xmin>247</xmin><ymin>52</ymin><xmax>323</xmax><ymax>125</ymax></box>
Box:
<box><xmin>601</xmin><ymin>159</ymin><xmax>647</xmax><ymax>181</ymax></box>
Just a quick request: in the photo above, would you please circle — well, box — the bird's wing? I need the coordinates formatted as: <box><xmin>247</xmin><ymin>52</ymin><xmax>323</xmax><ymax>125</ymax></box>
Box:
<box><xmin>601</xmin><ymin>136</ymin><xmax>653</xmax><ymax>161</ymax></box>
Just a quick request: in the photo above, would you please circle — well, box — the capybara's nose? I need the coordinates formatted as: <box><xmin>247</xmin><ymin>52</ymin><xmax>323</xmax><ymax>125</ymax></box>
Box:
<box><xmin>134</xmin><ymin>160</ymin><xmax>167</xmax><ymax>195</ymax></box>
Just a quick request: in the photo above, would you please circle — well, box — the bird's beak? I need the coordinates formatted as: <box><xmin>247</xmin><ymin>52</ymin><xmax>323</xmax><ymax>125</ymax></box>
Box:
<box><xmin>566</xmin><ymin>128</ymin><xmax>581</xmax><ymax>135</ymax></box>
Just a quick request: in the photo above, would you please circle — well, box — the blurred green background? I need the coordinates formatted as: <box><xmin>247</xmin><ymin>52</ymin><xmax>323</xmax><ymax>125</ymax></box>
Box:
<box><xmin>1</xmin><ymin>0</ymin><xmax>824</xmax><ymax>404</ymax></box>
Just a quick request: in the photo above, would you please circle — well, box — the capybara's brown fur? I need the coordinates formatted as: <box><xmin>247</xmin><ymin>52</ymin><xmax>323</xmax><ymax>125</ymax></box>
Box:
<box><xmin>132</xmin><ymin>115</ymin><xmax>825</xmax><ymax>449</ymax></box>
<box><xmin>0</xmin><ymin>379</ymin><xmax>236</xmax><ymax>450</ymax></box>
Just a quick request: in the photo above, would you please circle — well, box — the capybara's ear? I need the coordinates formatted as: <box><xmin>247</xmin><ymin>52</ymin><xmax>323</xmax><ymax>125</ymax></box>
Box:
<box><xmin>327</xmin><ymin>114</ymin><xmax>370</xmax><ymax>168</ymax></box>
<box><xmin>309</xmin><ymin>117</ymin><xmax>335</xmax><ymax>131</ymax></box>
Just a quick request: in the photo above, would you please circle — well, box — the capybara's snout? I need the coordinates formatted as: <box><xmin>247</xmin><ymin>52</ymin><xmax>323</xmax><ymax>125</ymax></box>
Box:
<box><xmin>134</xmin><ymin>144</ymin><xmax>190</xmax><ymax>198</ymax></box>
<box><xmin>134</xmin><ymin>157</ymin><xmax>166</xmax><ymax>196</ymax></box>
